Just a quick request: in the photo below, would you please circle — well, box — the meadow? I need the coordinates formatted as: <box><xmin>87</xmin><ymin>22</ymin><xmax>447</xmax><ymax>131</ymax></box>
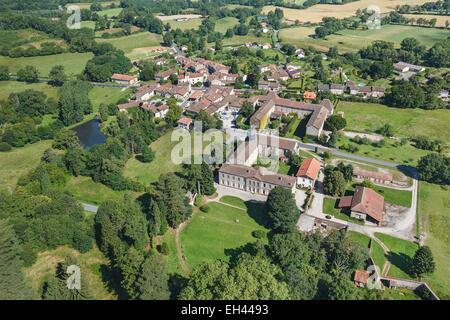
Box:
<box><xmin>180</xmin><ymin>200</ymin><xmax>269</xmax><ymax>269</ymax></box>
<box><xmin>0</xmin><ymin>29</ymin><xmax>53</xmax><ymax>50</ymax></box>
<box><xmin>279</xmin><ymin>25</ymin><xmax>449</xmax><ymax>52</ymax></box>
<box><xmin>0</xmin><ymin>81</ymin><xmax>58</xmax><ymax>101</ymax></box>
<box><xmin>348</xmin><ymin>231</ymin><xmax>386</xmax><ymax>271</ymax></box>
<box><xmin>97</xmin><ymin>32</ymin><xmax>162</xmax><ymax>60</ymax></box>
<box><xmin>0</xmin><ymin>52</ymin><xmax>93</xmax><ymax>78</ymax></box>
<box><xmin>336</xmin><ymin>101</ymin><xmax>450</xmax><ymax>142</ymax></box>
<box><xmin>0</xmin><ymin>140</ymin><xmax>52</xmax><ymax>192</ymax></box>
<box><xmin>168</xmin><ymin>18</ymin><xmax>203</xmax><ymax>31</ymax></box>
<box><xmin>263</xmin><ymin>1</ymin><xmax>432</xmax><ymax>23</ymax></box>
<box><xmin>418</xmin><ymin>182</ymin><xmax>450</xmax><ymax>299</ymax></box>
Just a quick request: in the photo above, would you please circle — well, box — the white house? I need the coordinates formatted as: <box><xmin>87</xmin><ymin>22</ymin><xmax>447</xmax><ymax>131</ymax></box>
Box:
<box><xmin>296</xmin><ymin>158</ymin><xmax>321</xmax><ymax>189</ymax></box>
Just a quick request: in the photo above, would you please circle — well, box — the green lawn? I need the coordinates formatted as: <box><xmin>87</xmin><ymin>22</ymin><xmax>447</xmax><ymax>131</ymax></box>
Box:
<box><xmin>348</xmin><ymin>183</ymin><xmax>412</xmax><ymax>208</ymax></box>
<box><xmin>97</xmin><ymin>7</ymin><xmax>123</xmax><ymax>18</ymax></box>
<box><xmin>180</xmin><ymin>201</ymin><xmax>269</xmax><ymax>269</ymax></box>
<box><xmin>375</xmin><ymin>233</ymin><xmax>418</xmax><ymax>280</ymax></box>
<box><xmin>279</xmin><ymin>25</ymin><xmax>450</xmax><ymax>52</ymax></box>
<box><xmin>64</xmin><ymin>176</ymin><xmax>140</xmax><ymax>205</ymax></box>
<box><xmin>124</xmin><ymin>130</ymin><xmax>182</xmax><ymax>185</ymax></box>
<box><xmin>0</xmin><ymin>140</ymin><xmax>52</xmax><ymax>192</ymax></box>
<box><xmin>337</xmin><ymin>101</ymin><xmax>450</xmax><ymax>142</ymax></box>
<box><xmin>88</xmin><ymin>86</ymin><xmax>132</xmax><ymax>112</ymax></box>
<box><xmin>0</xmin><ymin>29</ymin><xmax>53</xmax><ymax>49</ymax></box>
<box><xmin>418</xmin><ymin>182</ymin><xmax>450</xmax><ymax>299</ymax></box>
<box><xmin>0</xmin><ymin>81</ymin><xmax>59</xmax><ymax>101</ymax></box>
<box><xmin>348</xmin><ymin>231</ymin><xmax>386</xmax><ymax>271</ymax></box>
<box><xmin>337</xmin><ymin>136</ymin><xmax>430</xmax><ymax>167</ymax></box>
<box><xmin>158</xmin><ymin>229</ymin><xmax>185</xmax><ymax>276</ymax></box>
<box><xmin>97</xmin><ymin>32</ymin><xmax>162</xmax><ymax>57</ymax></box>
<box><xmin>0</xmin><ymin>52</ymin><xmax>93</xmax><ymax>78</ymax></box>
<box><xmin>219</xmin><ymin>196</ymin><xmax>247</xmax><ymax>209</ymax></box>
<box><xmin>214</xmin><ymin>17</ymin><xmax>239</xmax><ymax>34</ymax></box>
<box><xmin>323</xmin><ymin>197</ymin><xmax>365</xmax><ymax>225</ymax></box>
<box><xmin>168</xmin><ymin>18</ymin><xmax>203</xmax><ymax>31</ymax></box>
<box><xmin>223</xmin><ymin>35</ymin><xmax>269</xmax><ymax>47</ymax></box>
<box><xmin>81</xmin><ymin>21</ymin><xmax>96</xmax><ymax>29</ymax></box>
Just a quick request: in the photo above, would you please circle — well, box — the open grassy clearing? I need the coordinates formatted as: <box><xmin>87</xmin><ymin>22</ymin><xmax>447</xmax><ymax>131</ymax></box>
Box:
<box><xmin>345</xmin><ymin>183</ymin><xmax>412</xmax><ymax>208</ymax></box>
<box><xmin>25</xmin><ymin>245</ymin><xmax>115</xmax><ymax>300</ymax></box>
<box><xmin>0</xmin><ymin>81</ymin><xmax>59</xmax><ymax>101</ymax></box>
<box><xmin>279</xmin><ymin>25</ymin><xmax>449</xmax><ymax>52</ymax></box>
<box><xmin>0</xmin><ymin>52</ymin><xmax>93</xmax><ymax>78</ymax></box>
<box><xmin>64</xmin><ymin>176</ymin><xmax>140</xmax><ymax>205</ymax></box>
<box><xmin>336</xmin><ymin>101</ymin><xmax>450</xmax><ymax>142</ymax></box>
<box><xmin>88</xmin><ymin>86</ymin><xmax>132</xmax><ymax>112</ymax></box>
<box><xmin>0</xmin><ymin>29</ymin><xmax>53</xmax><ymax>49</ymax></box>
<box><xmin>222</xmin><ymin>35</ymin><xmax>270</xmax><ymax>47</ymax></box>
<box><xmin>156</xmin><ymin>229</ymin><xmax>186</xmax><ymax>276</ymax></box>
<box><xmin>0</xmin><ymin>140</ymin><xmax>52</xmax><ymax>192</ymax></box>
<box><xmin>168</xmin><ymin>18</ymin><xmax>203</xmax><ymax>31</ymax></box>
<box><xmin>81</xmin><ymin>20</ymin><xmax>96</xmax><ymax>29</ymax></box>
<box><xmin>348</xmin><ymin>231</ymin><xmax>386</xmax><ymax>271</ymax></box>
<box><xmin>219</xmin><ymin>195</ymin><xmax>247</xmax><ymax>209</ymax></box>
<box><xmin>97</xmin><ymin>7</ymin><xmax>123</xmax><ymax>18</ymax></box>
<box><xmin>124</xmin><ymin>130</ymin><xmax>182</xmax><ymax>186</ymax></box>
<box><xmin>215</xmin><ymin>17</ymin><xmax>240</xmax><ymax>34</ymax></box>
<box><xmin>97</xmin><ymin>32</ymin><xmax>162</xmax><ymax>56</ymax></box>
<box><xmin>418</xmin><ymin>182</ymin><xmax>450</xmax><ymax>299</ymax></box>
<box><xmin>263</xmin><ymin>1</ymin><xmax>431</xmax><ymax>23</ymax></box>
<box><xmin>180</xmin><ymin>201</ymin><xmax>269</xmax><ymax>269</ymax></box>
<box><xmin>375</xmin><ymin>233</ymin><xmax>418</xmax><ymax>280</ymax></box>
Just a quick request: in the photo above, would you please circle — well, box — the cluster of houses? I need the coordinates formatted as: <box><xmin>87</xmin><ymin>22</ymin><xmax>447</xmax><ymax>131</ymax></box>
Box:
<box><xmin>318</xmin><ymin>80</ymin><xmax>386</xmax><ymax>98</ymax></box>
<box><xmin>257</xmin><ymin>63</ymin><xmax>303</xmax><ymax>92</ymax></box>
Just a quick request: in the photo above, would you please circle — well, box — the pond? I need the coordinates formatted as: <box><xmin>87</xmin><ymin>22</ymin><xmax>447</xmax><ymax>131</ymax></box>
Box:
<box><xmin>72</xmin><ymin>118</ymin><xmax>106</xmax><ymax>149</ymax></box>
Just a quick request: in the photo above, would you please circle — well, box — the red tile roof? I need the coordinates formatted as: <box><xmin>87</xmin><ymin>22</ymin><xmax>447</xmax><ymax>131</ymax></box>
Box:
<box><xmin>351</xmin><ymin>186</ymin><xmax>384</xmax><ymax>222</ymax></box>
<box><xmin>178</xmin><ymin>117</ymin><xmax>192</xmax><ymax>125</ymax></box>
<box><xmin>296</xmin><ymin>158</ymin><xmax>321</xmax><ymax>180</ymax></box>
<box><xmin>303</xmin><ymin>91</ymin><xmax>317</xmax><ymax>100</ymax></box>
<box><xmin>354</xmin><ymin>270</ymin><xmax>369</xmax><ymax>284</ymax></box>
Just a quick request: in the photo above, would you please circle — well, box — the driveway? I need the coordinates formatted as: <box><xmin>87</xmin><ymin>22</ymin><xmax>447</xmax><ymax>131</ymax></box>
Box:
<box><xmin>214</xmin><ymin>183</ymin><xmax>268</xmax><ymax>203</ymax></box>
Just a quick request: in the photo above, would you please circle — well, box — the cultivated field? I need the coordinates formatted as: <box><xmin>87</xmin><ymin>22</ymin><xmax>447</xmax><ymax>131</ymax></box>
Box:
<box><xmin>279</xmin><ymin>25</ymin><xmax>449</xmax><ymax>52</ymax></box>
<box><xmin>263</xmin><ymin>1</ymin><xmax>432</xmax><ymax>23</ymax></box>
<box><xmin>167</xmin><ymin>18</ymin><xmax>203</xmax><ymax>31</ymax></box>
<box><xmin>418</xmin><ymin>182</ymin><xmax>450</xmax><ymax>299</ymax></box>
<box><xmin>0</xmin><ymin>52</ymin><xmax>93</xmax><ymax>78</ymax></box>
<box><xmin>157</xmin><ymin>14</ymin><xmax>203</xmax><ymax>21</ymax></box>
<box><xmin>336</xmin><ymin>101</ymin><xmax>450</xmax><ymax>142</ymax></box>
<box><xmin>180</xmin><ymin>200</ymin><xmax>268</xmax><ymax>269</ymax></box>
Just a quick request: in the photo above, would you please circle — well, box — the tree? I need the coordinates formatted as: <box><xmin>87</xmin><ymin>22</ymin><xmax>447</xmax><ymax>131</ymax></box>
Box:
<box><xmin>63</xmin><ymin>147</ymin><xmax>86</xmax><ymax>176</ymax></box>
<box><xmin>49</xmin><ymin>65</ymin><xmax>67</xmax><ymax>86</ymax></box>
<box><xmin>410</xmin><ymin>246</ymin><xmax>435</xmax><ymax>278</ymax></box>
<box><xmin>53</xmin><ymin>129</ymin><xmax>81</xmax><ymax>150</ymax></box>
<box><xmin>148</xmin><ymin>200</ymin><xmax>163</xmax><ymax>237</ymax></box>
<box><xmin>179</xmin><ymin>253</ymin><xmax>289</xmax><ymax>300</ymax></box>
<box><xmin>266</xmin><ymin>187</ymin><xmax>299</xmax><ymax>233</ymax></box>
<box><xmin>323</xmin><ymin>170</ymin><xmax>346</xmax><ymax>196</ymax></box>
<box><xmin>17</xmin><ymin>65</ymin><xmax>39</xmax><ymax>83</ymax></box>
<box><xmin>325</xmin><ymin>115</ymin><xmax>346</xmax><ymax>131</ymax></box>
<box><xmin>139</xmin><ymin>62</ymin><xmax>157</xmax><ymax>81</ymax></box>
<box><xmin>377</xmin><ymin>124</ymin><xmax>395</xmax><ymax>137</ymax></box>
<box><xmin>0</xmin><ymin>220</ymin><xmax>34</xmax><ymax>299</ymax></box>
<box><xmin>140</xmin><ymin>146</ymin><xmax>155</xmax><ymax>163</ymax></box>
<box><xmin>116</xmin><ymin>246</ymin><xmax>144</xmax><ymax>298</ymax></box>
<box><xmin>184</xmin><ymin>163</ymin><xmax>216</xmax><ymax>195</ymax></box>
<box><xmin>426</xmin><ymin>38</ymin><xmax>450</xmax><ymax>67</ymax></box>
<box><xmin>215</xmin><ymin>38</ymin><xmax>223</xmax><ymax>52</ymax></box>
<box><xmin>326</xmin><ymin>270</ymin><xmax>357</xmax><ymax>300</ymax></box>
<box><xmin>59</xmin><ymin>81</ymin><xmax>93</xmax><ymax>125</ymax></box>
<box><xmin>135</xmin><ymin>254</ymin><xmax>170</xmax><ymax>300</ymax></box>
<box><xmin>165</xmin><ymin>103</ymin><xmax>182</xmax><ymax>126</ymax></box>
<box><xmin>42</xmin><ymin>256</ymin><xmax>92</xmax><ymax>300</ymax></box>
<box><xmin>417</xmin><ymin>153</ymin><xmax>450</xmax><ymax>185</ymax></box>
<box><xmin>95</xmin><ymin>195</ymin><xmax>148</xmax><ymax>262</ymax></box>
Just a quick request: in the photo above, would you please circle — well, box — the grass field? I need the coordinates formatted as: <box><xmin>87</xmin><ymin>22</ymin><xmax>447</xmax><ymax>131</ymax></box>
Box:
<box><xmin>180</xmin><ymin>201</ymin><xmax>269</xmax><ymax>269</ymax></box>
<box><xmin>81</xmin><ymin>20</ymin><xmax>96</xmax><ymax>29</ymax></box>
<box><xmin>25</xmin><ymin>245</ymin><xmax>115</xmax><ymax>300</ymax></box>
<box><xmin>88</xmin><ymin>86</ymin><xmax>132</xmax><ymax>112</ymax></box>
<box><xmin>279</xmin><ymin>25</ymin><xmax>449</xmax><ymax>52</ymax></box>
<box><xmin>124</xmin><ymin>130</ymin><xmax>182</xmax><ymax>186</ymax></box>
<box><xmin>97</xmin><ymin>7</ymin><xmax>123</xmax><ymax>18</ymax></box>
<box><xmin>168</xmin><ymin>18</ymin><xmax>203</xmax><ymax>31</ymax></box>
<box><xmin>157</xmin><ymin>229</ymin><xmax>185</xmax><ymax>276</ymax></box>
<box><xmin>336</xmin><ymin>101</ymin><xmax>450</xmax><ymax>142</ymax></box>
<box><xmin>215</xmin><ymin>17</ymin><xmax>240</xmax><ymax>34</ymax></box>
<box><xmin>347</xmin><ymin>183</ymin><xmax>412</xmax><ymax>208</ymax></box>
<box><xmin>348</xmin><ymin>231</ymin><xmax>386</xmax><ymax>270</ymax></box>
<box><xmin>263</xmin><ymin>1</ymin><xmax>432</xmax><ymax>23</ymax></box>
<box><xmin>223</xmin><ymin>35</ymin><xmax>269</xmax><ymax>47</ymax></box>
<box><xmin>0</xmin><ymin>140</ymin><xmax>52</xmax><ymax>192</ymax></box>
<box><xmin>418</xmin><ymin>182</ymin><xmax>450</xmax><ymax>299</ymax></box>
<box><xmin>0</xmin><ymin>29</ymin><xmax>53</xmax><ymax>49</ymax></box>
<box><xmin>375</xmin><ymin>233</ymin><xmax>418</xmax><ymax>280</ymax></box>
<box><xmin>64</xmin><ymin>176</ymin><xmax>140</xmax><ymax>205</ymax></box>
<box><xmin>0</xmin><ymin>81</ymin><xmax>58</xmax><ymax>101</ymax></box>
<box><xmin>97</xmin><ymin>32</ymin><xmax>162</xmax><ymax>57</ymax></box>
<box><xmin>0</xmin><ymin>52</ymin><xmax>93</xmax><ymax>78</ymax></box>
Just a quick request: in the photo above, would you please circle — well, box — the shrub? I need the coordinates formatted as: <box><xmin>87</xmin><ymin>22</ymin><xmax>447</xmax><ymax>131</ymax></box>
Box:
<box><xmin>252</xmin><ymin>230</ymin><xmax>265</xmax><ymax>239</ymax></box>
<box><xmin>158</xmin><ymin>242</ymin><xmax>169</xmax><ymax>255</ymax></box>
<box><xmin>0</xmin><ymin>142</ymin><xmax>12</xmax><ymax>152</ymax></box>
<box><xmin>200</xmin><ymin>205</ymin><xmax>211</xmax><ymax>213</ymax></box>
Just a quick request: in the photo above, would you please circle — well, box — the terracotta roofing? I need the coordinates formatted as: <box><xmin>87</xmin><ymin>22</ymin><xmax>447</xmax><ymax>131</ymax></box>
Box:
<box><xmin>351</xmin><ymin>186</ymin><xmax>384</xmax><ymax>222</ymax></box>
<box><xmin>142</xmin><ymin>103</ymin><xmax>169</xmax><ymax>113</ymax></box>
<box><xmin>303</xmin><ymin>91</ymin><xmax>317</xmax><ymax>99</ymax></box>
<box><xmin>338</xmin><ymin>196</ymin><xmax>353</xmax><ymax>208</ymax></box>
<box><xmin>219</xmin><ymin>164</ymin><xmax>296</xmax><ymax>189</ymax></box>
<box><xmin>250</xmin><ymin>100</ymin><xmax>275</xmax><ymax>126</ymax></box>
<box><xmin>296</xmin><ymin>158</ymin><xmax>321</xmax><ymax>180</ymax></box>
<box><xmin>112</xmin><ymin>73</ymin><xmax>136</xmax><ymax>81</ymax></box>
<box><xmin>177</xmin><ymin>117</ymin><xmax>193</xmax><ymax>125</ymax></box>
<box><xmin>257</xmin><ymin>134</ymin><xmax>297</xmax><ymax>151</ymax></box>
<box><xmin>353</xmin><ymin>168</ymin><xmax>393</xmax><ymax>182</ymax></box>
<box><xmin>354</xmin><ymin>270</ymin><xmax>369</xmax><ymax>284</ymax></box>
<box><xmin>189</xmin><ymin>91</ymin><xmax>203</xmax><ymax>99</ymax></box>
